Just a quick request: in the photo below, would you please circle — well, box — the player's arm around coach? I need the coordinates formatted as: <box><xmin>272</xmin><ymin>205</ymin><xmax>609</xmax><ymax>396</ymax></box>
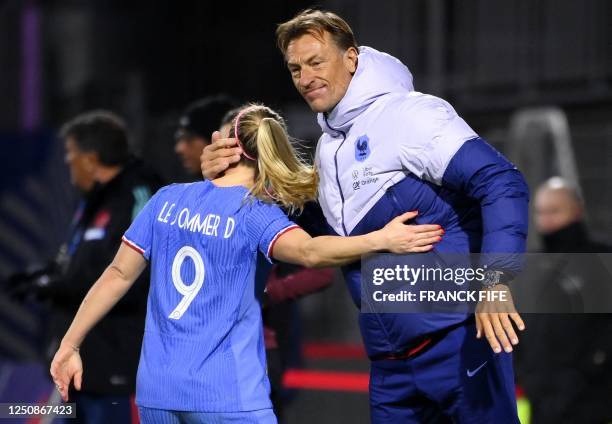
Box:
<box><xmin>200</xmin><ymin>132</ymin><xmax>527</xmax><ymax>356</ymax></box>
<box><xmin>49</xmin><ymin>210</ymin><xmax>441</xmax><ymax>402</ymax></box>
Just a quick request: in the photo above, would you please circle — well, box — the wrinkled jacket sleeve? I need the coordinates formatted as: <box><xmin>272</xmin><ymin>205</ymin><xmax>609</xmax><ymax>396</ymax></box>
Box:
<box><xmin>396</xmin><ymin>95</ymin><xmax>529</xmax><ymax>273</ymax></box>
<box><xmin>442</xmin><ymin>138</ymin><xmax>530</xmax><ymax>273</ymax></box>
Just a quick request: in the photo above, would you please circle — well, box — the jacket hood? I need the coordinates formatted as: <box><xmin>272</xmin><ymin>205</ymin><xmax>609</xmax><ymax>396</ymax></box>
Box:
<box><xmin>317</xmin><ymin>46</ymin><xmax>414</xmax><ymax>135</ymax></box>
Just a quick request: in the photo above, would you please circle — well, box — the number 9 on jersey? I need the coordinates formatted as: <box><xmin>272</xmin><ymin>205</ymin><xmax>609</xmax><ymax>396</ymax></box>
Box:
<box><xmin>169</xmin><ymin>246</ymin><xmax>205</xmax><ymax>320</ymax></box>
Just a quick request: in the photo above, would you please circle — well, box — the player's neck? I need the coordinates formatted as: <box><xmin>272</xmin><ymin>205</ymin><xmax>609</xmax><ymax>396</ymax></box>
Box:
<box><xmin>211</xmin><ymin>164</ymin><xmax>255</xmax><ymax>189</ymax></box>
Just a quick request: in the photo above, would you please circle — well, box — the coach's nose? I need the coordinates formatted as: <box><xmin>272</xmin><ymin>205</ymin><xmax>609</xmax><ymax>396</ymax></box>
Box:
<box><xmin>299</xmin><ymin>68</ymin><xmax>316</xmax><ymax>90</ymax></box>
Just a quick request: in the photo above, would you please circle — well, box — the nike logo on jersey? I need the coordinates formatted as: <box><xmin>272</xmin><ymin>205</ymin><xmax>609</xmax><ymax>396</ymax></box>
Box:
<box><xmin>466</xmin><ymin>361</ymin><xmax>487</xmax><ymax>377</ymax></box>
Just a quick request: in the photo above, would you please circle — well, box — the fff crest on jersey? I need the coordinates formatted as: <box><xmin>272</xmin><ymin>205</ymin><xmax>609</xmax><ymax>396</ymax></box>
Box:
<box><xmin>355</xmin><ymin>135</ymin><xmax>371</xmax><ymax>162</ymax></box>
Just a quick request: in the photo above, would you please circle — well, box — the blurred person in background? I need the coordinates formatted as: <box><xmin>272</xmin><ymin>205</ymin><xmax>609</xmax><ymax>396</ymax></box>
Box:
<box><xmin>516</xmin><ymin>177</ymin><xmax>612</xmax><ymax>424</ymax></box>
<box><xmin>28</xmin><ymin>111</ymin><xmax>161</xmax><ymax>423</ymax></box>
<box><xmin>534</xmin><ymin>177</ymin><xmax>610</xmax><ymax>253</ymax></box>
<box><xmin>175</xmin><ymin>95</ymin><xmax>238</xmax><ymax>178</ymax></box>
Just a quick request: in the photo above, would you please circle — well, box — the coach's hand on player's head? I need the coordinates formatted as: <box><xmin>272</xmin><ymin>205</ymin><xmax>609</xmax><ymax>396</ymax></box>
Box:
<box><xmin>380</xmin><ymin>211</ymin><xmax>444</xmax><ymax>253</ymax></box>
<box><xmin>50</xmin><ymin>342</ymin><xmax>83</xmax><ymax>402</ymax></box>
<box><xmin>200</xmin><ymin>131</ymin><xmax>243</xmax><ymax>180</ymax></box>
<box><xmin>475</xmin><ymin>284</ymin><xmax>525</xmax><ymax>354</ymax></box>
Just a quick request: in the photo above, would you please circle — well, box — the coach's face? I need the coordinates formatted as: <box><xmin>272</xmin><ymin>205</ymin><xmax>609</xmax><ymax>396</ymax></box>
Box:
<box><xmin>286</xmin><ymin>31</ymin><xmax>358</xmax><ymax>113</ymax></box>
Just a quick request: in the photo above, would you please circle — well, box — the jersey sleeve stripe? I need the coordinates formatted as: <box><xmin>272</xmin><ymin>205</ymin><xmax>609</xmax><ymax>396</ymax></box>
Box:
<box><xmin>122</xmin><ymin>235</ymin><xmax>145</xmax><ymax>255</ymax></box>
<box><xmin>267</xmin><ymin>225</ymin><xmax>301</xmax><ymax>259</ymax></box>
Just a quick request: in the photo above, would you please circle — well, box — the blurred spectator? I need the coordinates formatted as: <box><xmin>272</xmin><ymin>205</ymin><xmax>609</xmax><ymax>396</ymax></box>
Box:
<box><xmin>534</xmin><ymin>177</ymin><xmax>609</xmax><ymax>253</ymax></box>
<box><xmin>174</xmin><ymin>95</ymin><xmax>238</xmax><ymax>177</ymax></box>
<box><xmin>18</xmin><ymin>111</ymin><xmax>162</xmax><ymax>423</ymax></box>
<box><xmin>516</xmin><ymin>176</ymin><xmax>612</xmax><ymax>424</ymax></box>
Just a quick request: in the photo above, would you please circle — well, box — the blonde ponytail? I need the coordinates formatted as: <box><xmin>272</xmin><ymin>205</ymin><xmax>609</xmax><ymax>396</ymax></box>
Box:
<box><xmin>233</xmin><ymin>104</ymin><xmax>318</xmax><ymax>213</ymax></box>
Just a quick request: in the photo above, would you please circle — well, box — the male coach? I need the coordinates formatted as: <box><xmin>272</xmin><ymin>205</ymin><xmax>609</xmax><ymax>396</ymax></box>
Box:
<box><xmin>202</xmin><ymin>10</ymin><xmax>529</xmax><ymax>423</ymax></box>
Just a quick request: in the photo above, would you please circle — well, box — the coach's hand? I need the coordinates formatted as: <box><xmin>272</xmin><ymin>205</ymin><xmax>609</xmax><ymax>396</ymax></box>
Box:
<box><xmin>475</xmin><ymin>284</ymin><xmax>525</xmax><ymax>354</ymax></box>
<box><xmin>380</xmin><ymin>211</ymin><xmax>444</xmax><ymax>253</ymax></box>
<box><xmin>50</xmin><ymin>342</ymin><xmax>83</xmax><ymax>402</ymax></box>
<box><xmin>200</xmin><ymin>131</ymin><xmax>243</xmax><ymax>180</ymax></box>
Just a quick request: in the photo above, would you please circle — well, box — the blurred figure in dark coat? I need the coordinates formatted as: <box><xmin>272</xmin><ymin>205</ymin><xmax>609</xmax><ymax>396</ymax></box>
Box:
<box><xmin>516</xmin><ymin>177</ymin><xmax>612</xmax><ymax>424</ymax></box>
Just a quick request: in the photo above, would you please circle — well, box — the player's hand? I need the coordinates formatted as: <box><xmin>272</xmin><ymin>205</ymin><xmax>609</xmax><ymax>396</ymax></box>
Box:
<box><xmin>200</xmin><ymin>131</ymin><xmax>243</xmax><ymax>180</ymax></box>
<box><xmin>379</xmin><ymin>211</ymin><xmax>443</xmax><ymax>253</ymax></box>
<box><xmin>50</xmin><ymin>342</ymin><xmax>83</xmax><ymax>402</ymax></box>
<box><xmin>475</xmin><ymin>284</ymin><xmax>525</xmax><ymax>354</ymax></box>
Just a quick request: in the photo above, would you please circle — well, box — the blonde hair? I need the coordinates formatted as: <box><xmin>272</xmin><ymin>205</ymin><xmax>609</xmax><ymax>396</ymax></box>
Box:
<box><xmin>233</xmin><ymin>104</ymin><xmax>318</xmax><ymax>213</ymax></box>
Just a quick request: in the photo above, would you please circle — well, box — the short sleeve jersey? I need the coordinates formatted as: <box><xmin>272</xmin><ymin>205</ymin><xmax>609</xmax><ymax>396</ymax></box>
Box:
<box><xmin>122</xmin><ymin>180</ymin><xmax>298</xmax><ymax>412</ymax></box>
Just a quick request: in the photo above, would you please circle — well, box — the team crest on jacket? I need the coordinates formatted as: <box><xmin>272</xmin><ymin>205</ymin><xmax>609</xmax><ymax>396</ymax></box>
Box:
<box><xmin>355</xmin><ymin>135</ymin><xmax>371</xmax><ymax>162</ymax></box>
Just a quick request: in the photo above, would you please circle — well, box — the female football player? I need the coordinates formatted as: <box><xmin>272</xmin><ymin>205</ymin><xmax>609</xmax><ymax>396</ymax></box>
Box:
<box><xmin>51</xmin><ymin>104</ymin><xmax>442</xmax><ymax>423</ymax></box>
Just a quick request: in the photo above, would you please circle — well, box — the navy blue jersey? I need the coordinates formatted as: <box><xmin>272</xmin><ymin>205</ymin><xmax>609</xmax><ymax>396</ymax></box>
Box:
<box><xmin>122</xmin><ymin>181</ymin><xmax>298</xmax><ymax>412</ymax></box>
